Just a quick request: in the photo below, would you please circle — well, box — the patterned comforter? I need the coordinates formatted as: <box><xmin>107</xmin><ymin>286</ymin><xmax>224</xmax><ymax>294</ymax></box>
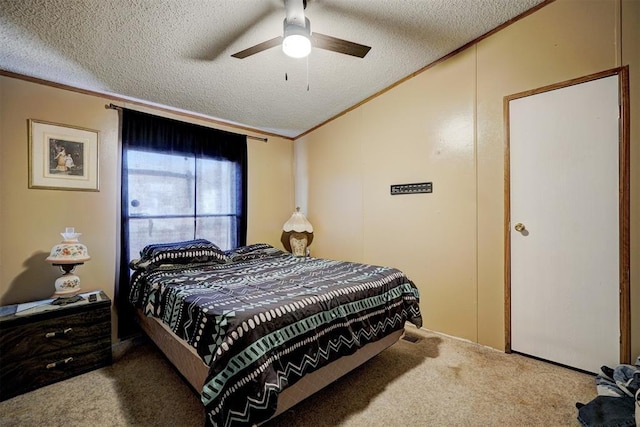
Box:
<box><xmin>129</xmin><ymin>244</ymin><xmax>422</xmax><ymax>426</ymax></box>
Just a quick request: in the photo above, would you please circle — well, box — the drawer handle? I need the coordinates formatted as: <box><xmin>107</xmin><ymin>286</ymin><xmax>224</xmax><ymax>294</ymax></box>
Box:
<box><xmin>46</xmin><ymin>357</ymin><xmax>74</xmax><ymax>370</ymax></box>
<box><xmin>45</xmin><ymin>327</ymin><xmax>73</xmax><ymax>338</ymax></box>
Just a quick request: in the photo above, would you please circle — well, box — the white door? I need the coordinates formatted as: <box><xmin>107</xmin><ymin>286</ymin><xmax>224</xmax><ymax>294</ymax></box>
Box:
<box><xmin>509</xmin><ymin>75</ymin><xmax>620</xmax><ymax>373</ymax></box>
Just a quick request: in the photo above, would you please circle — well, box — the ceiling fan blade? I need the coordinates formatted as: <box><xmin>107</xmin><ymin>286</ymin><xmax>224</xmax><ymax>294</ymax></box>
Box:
<box><xmin>231</xmin><ymin>36</ymin><xmax>283</xmax><ymax>59</ymax></box>
<box><xmin>311</xmin><ymin>32</ymin><xmax>371</xmax><ymax>58</ymax></box>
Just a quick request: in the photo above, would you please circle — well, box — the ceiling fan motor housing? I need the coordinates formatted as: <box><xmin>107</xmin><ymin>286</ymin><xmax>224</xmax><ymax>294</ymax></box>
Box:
<box><xmin>284</xmin><ymin>0</ymin><xmax>307</xmax><ymax>26</ymax></box>
<box><xmin>283</xmin><ymin>16</ymin><xmax>311</xmax><ymax>38</ymax></box>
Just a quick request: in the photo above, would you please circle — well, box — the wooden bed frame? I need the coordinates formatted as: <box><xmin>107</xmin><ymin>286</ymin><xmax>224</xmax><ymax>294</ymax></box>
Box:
<box><xmin>136</xmin><ymin>309</ymin><xmax>403</xmax><ymax>421</ymax></box>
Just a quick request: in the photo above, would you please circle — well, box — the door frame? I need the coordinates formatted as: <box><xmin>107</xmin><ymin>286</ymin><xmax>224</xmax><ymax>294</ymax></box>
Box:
<box><xmin>503</xmin><ymin>66</ymin><xmax>631</xmax><ymax>364</ymax></box>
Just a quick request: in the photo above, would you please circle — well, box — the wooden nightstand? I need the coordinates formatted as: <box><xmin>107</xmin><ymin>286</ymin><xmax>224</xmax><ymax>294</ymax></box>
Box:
<box><xmin>0</xmin><ymin>291</ymin><xmax>112</xmax><ymax>401</ymax></box>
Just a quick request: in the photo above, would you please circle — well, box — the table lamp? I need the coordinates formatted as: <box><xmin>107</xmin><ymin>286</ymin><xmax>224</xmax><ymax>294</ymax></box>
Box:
<box><xmin>46</xmin><ymin>227</ymin><xmax>91</xmax><ymax>297</ymax></box>
<box><xmin>281</xmin><ymin>207</ymin><xmax>314</xmax><ymax>256</ymax></box>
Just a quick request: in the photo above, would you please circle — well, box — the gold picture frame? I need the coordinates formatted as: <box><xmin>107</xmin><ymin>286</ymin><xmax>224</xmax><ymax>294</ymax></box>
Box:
<box><xmin>28</xmin><ymin>119</ymin><xmax>99</xmax><ymax>191</ymax></box>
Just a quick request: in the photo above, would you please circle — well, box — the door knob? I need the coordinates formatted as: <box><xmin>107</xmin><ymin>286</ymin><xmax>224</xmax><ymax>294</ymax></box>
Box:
<box><xmin>514</xmin><ymin>223</ymin><xmax>525</xmax><ymax>232</ymax></box>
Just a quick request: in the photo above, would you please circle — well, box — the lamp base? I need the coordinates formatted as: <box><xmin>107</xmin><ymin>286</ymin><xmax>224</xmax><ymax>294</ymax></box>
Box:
<box><xmin>289</xmin><ymin>232</ymin><xmax>308</xmax><ymax>257</ymax></box>
<box><xmin>52</xmin><ymin>265</ymin><xmax>82</xmax><ymax>298</ymax></box>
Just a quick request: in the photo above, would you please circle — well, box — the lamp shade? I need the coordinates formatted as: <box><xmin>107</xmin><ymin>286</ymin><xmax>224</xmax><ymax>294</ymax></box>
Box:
<box><xmin>46</xmin><ymin>227</ymin><xmax>91</xmax><ymax>264</ymax></box>
<box><xmin>282</xmin><ymin>207</ymin><xmax>314</xmax><ymax>233</ymax></box>
<box><xmin>281</xmin><ymin>208</ymin><xmax>313</xmax><ymax>256</ymax></box>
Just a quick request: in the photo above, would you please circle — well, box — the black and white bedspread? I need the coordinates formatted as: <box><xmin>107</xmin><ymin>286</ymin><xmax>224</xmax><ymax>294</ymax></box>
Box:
<box><xmin>129</xmin><ymin>243</ymin><xmax>422</xmax><ymax>426</ymax></box>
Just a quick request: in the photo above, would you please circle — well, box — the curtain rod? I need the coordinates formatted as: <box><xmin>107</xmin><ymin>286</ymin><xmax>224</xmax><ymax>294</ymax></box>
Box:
<box><xmin>105</xmin><ymin>103</ymin><xmax>268</xmax><ymax>142</ymax></box>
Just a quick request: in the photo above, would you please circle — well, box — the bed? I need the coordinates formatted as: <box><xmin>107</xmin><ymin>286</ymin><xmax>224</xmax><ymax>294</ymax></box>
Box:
<box><xmin>128</xmin><ymin>240</ymin><xmax>423</xmax><ymax>426</ymax></box>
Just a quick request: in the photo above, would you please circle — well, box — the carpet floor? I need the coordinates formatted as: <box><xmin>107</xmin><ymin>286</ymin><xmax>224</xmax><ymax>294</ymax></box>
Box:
<box><xmin>0</xmin><ymin>326</ymin><xmax>596</xmax><ymax>426</ymax></box>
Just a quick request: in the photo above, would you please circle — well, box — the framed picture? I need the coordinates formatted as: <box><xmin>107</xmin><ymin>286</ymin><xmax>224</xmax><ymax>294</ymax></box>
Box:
<box><xmin>28</xmin><ymin>119</ymin><xmax>99</xmax><ymax>191</ymax></box>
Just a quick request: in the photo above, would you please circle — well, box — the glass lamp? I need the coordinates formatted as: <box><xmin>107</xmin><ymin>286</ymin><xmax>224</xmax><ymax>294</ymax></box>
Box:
<box><xmin>281</xmin><ymin>207</ymin><xmax>314</xmax><ymax>256</ymax></box>
<box><xmin>45</xmin><ymin>227</ymin><xmax>91</xmax><ymax>297</ymax></box>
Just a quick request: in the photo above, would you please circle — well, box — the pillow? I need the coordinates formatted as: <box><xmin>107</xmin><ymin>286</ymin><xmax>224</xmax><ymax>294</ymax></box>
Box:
<box><xmin>225</xmin><ymin>243</ymin><xmax>284</xmax><ymax>262</ymax></box>
<box><xmin>139</xmin><ymin>238</ymin><xmax>214</xmax><ymax>258</ymax></box>
<box><xmin>130</xmin><ymin>239</ymin><xmax>228</xmax><ymax>271</ymax></box>
<box><xmin>129</xmin><ymin>257</ymin><xmax>154</xmax><ymax>271</ymax></box>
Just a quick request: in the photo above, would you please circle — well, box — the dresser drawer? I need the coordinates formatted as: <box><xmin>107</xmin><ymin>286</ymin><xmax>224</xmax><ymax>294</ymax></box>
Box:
<box><xmin>0</xmin><ymin>306</ymin><xmax>110</xmax><ymax>360</ymax></box>
<box><xmin>0</xmin><ymin>335</ymin><xmax>111</xmax><ymax>401</ymax></box>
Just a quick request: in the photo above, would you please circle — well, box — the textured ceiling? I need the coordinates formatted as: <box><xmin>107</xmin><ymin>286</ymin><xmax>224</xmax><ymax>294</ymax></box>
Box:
<box><xmin>0</xmin><ymin>0</ymin><xmax>545</xmax><ymax>138</ymax></box>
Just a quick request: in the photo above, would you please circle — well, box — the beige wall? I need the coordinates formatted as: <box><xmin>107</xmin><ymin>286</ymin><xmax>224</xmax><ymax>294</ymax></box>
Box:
<box><xmin>0</xmin><ymin>77</ymin><xmax>295</xmax><ymax>339</ymax></box>
<box><xmin>296</xmin><ymin>0</ymin><xmax>640</xmax><ymax>356</ymax></box>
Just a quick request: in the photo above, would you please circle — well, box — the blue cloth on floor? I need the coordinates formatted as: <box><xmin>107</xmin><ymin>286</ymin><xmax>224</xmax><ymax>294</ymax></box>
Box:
<box><xmin>576</xmin><ymin>356</ymin><xmax>640</xmax><ymax>427</ymax></box>
<box><xmin>576</xmin><ymin>396</ymin><xmax>635</xmax><ymax>427</ymax></box>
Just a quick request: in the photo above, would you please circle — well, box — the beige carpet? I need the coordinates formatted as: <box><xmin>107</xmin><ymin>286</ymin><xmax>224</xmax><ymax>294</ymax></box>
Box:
<box><xmin>0</xmin><ymin>327</ymin><xmax>596</xmax><ymax>426</ymax></box>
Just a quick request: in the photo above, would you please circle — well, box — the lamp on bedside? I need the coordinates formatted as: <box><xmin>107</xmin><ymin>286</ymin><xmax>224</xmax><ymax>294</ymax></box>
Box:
<box><xmin>46</xmin><ymin>227</ymin><xmax>91</xmax><ymax>297</ymax></box>
<box><xmin>281</xmin><ymin>207</ymin><xmax>314</xmax><ymax>256</ymax></box>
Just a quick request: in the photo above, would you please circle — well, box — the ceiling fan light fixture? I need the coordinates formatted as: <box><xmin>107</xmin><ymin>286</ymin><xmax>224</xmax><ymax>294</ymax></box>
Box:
<box><xmin>283</xmin><ymin>34</ymin><xmax>311</xmax><ymax>58</ymax></box>
<box><xmin>282</xmin><ymin>18</ymin><xmax>311</xmax><ymax>59</ymax></box>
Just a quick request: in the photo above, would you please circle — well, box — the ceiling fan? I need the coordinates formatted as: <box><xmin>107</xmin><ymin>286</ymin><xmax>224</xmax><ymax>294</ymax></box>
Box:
<box><xmin>231</xmin><ymin>0</ymin><xmax>371</xmax><ymax>60</ymax></box>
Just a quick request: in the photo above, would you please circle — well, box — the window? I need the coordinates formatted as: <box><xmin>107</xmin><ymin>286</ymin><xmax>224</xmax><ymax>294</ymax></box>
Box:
<box><xmin>126</xmin><ymin>150</ymin><xmax>241</xmax><ymax>260</ymax></box>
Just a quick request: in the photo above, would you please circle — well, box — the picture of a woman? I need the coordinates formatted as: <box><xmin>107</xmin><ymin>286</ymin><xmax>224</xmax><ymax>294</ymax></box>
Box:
<box><xmin>54</xmin><ymin>145</ymin><xmax>67</xmax><ymax>172</ymax></box>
